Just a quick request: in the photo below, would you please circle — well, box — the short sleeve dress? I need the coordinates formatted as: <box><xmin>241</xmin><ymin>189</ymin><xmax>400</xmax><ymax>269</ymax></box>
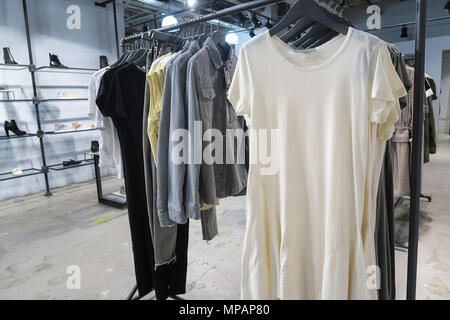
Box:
<box><xmin>228</xmin><ymin>28</ymin><xmax>406</xmax><ymax>300</ymax></box>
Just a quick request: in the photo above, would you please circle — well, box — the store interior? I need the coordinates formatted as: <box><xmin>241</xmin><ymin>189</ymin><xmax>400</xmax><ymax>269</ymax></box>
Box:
<box><xmin>0</xmin><ymin>0</ymin><xmax>449</xmax><ymax>300</ymax></box>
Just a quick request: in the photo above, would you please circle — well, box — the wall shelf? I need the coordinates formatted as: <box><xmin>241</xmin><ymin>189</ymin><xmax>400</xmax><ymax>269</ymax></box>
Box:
<box><xmin>40</xmin><ymin>98</ymin><xmax>88</xmax><ymax>102</ymax></box>
<box><xmin>48</xmin><ymin>159</ymin><xmax>94</xmax><ymax>171</ymax></box>
<box><xmin>35</xmin><ymin>66</ymin><xmax>98</xmax><ymax>73</ymax></box>
<box><xmin>0</xmin><ymin>98</ymin><xmax>88</xmax><ymax>103</ymax></box>
<box><xmin>0</xmin><ymin>168</ymin><xmax>43</xmax><ymax>182</ymax></box>
<box><xmin>45</xmin><ymin>128</ymin><xmax>98</xmax><ymax>135</ymax></box>
<box><xmin>0</xmin><ymin>133</ymin><xmax>37</xmax><ymax>141</ymax></box>
<box><xmin>0</xmin><ymin>63</ymin><xmax>31</xmax><ymax>70</ymax></box>
<box><xmin>0</xmin><ymin>99</ymin><xmax>34</xmax><ymax>102</ymax></box>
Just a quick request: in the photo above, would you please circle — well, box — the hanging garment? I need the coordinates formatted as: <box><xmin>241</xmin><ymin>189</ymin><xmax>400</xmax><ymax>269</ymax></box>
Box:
<box><xmin>142</xmin><ymin>49</ymin><xmax>189</xmax><ymax>300</ymax></box>
<box><xmin>424</xmin><ymin>75</ymin><xmax>437</xmax><ymax>163</ymax></box>
<box><xmin>147</xmin><ymin>52</ymin><xmax>179</xmax><ymax>162</ymax></box>
<box><xmin>185</xmin><ymin>37</ymin><xmax>248</xmax><ymax>221</ymax></box>
<box><xmin>96</xmin><ymin>62</ymin><xmax>155</xmax><ymax>296</ymax></box>
<box><xmin>374</xmin><ymin>44</ymin><xmax>412</xmax><ymax>300</ymax></box>
<box><xmin>391</xmin><ymin>66</ymin><xmax>415</xmax><ymax>197</ymax></box>
<box><xmin>229</xmin><ymin>28</ymin><xmax>406</xmax><ymax>299</ymax></box>
<box><xmin>157</xmin><ymin>41</ymin><xmax>200</xmax><ymax>226</ymax></box>
<box><xmin>88</xmin><ymin>67</ymin><xmax>123</xmax><ymax>178</ymax></box>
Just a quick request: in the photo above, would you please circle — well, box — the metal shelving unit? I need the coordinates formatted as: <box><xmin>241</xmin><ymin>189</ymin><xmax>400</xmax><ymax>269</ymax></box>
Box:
<box><xmin>0</xmin><ymin>168</ymin><xmax>43</xmax><ymax>181</ymax></box>
<box><xmin>0</xmin><ymin>0</ymin><xmax>99</xmax><ymax>193</ymax></box>
<box><xmin>35</xmin><ymin>66</ymin><xmax>98</xmax><ymax>72</ymax></box>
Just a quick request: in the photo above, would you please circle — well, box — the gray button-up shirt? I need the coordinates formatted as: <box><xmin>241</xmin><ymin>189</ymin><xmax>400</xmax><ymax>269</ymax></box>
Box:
<box><xmin>185</xmin><ymin>37</ymin><xmax>248</xmax><ymax>220</ymax></box>
<box><xmin>157</xmin><ymin>40</ymin><xmax>200</xmax><ymax>227</ymax></box>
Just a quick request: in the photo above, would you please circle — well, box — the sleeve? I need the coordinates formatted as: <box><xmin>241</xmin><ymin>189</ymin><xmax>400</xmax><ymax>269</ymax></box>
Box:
<box><xmin>228</xmin><ymin>46</ymin><xmax>252</xmax><ymax>118</ymax></box>
<box><xmin>370</xmin><ymin>43</ymin><xmax>407</xmax><ymax>141</ymax></box>
<box><xmin>156</xmin><ymin>63</ymin><xmax>175</xmax><ymax>226</ymax></box>
<box><xmin>184</xmin><ymin>59</ymin><xmax>202</xmax><ymax>220</ymax></box>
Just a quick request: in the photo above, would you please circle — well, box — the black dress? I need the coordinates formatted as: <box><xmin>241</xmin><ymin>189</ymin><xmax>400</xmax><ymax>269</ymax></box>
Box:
<box><xmin>96</xmin><ymin>62</ymin><xmax>189</xmax><ymax>299</ymax></box>
<box><xmin>97</xmin><ymin>63</ymin><xmax>155</xmax><ymax>296</ymax></box>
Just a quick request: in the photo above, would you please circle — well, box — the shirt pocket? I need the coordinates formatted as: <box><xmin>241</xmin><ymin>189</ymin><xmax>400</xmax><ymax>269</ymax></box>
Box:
<box><xmin>200</xmin><ymin>86</ymin><xmax>216</xmax><ymax>123</ymax></box>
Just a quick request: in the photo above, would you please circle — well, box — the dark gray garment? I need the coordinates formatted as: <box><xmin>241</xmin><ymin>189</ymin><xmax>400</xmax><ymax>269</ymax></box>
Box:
<box><xmin>185</xmin><ymin>37</ymin><xmax>247</xmax><ymax>220</ymax></box>
<box><xmin>375</xmin><ymin>142</ymin><xmax>396</xmax><ymax>300</ymax></box>
<box><xmin>375</xmin><ymin>45</ymin><xmax>411</xmax><ymax>300</ymax></box>
<box><xmin>142</xmin><ymin>50</ymin><xmax>178</xmax><ymax>266</ymax></box>
<box><xmin>157</xmin><ymin>41</ymin><xmax>200</xmax><ymax>226</ymax></box>
<box><xmin>201</xmin><ymin>207</ymin><xmax>218</xmax><ymax>241</ymax></box>
<box><xmin>387</xmin><ymin>45</ymin><xmax>412</xmax><ymax>108</ymax></box>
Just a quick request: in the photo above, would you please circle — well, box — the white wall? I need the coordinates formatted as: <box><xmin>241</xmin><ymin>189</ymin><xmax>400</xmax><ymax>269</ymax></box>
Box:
<box><xmin>0</xmin><ymin>0</ymin><xmax>125</xmax><ymax>199</ymax></box>
<box><xmin>439</xmin><ymin>52</ymin><xmax>450</xmax><ymax>133</ymax></box>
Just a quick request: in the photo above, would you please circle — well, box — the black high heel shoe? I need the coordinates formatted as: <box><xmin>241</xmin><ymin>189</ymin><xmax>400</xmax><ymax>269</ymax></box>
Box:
<box><xmin>49</xmin><ymin>53</ymin><xmax>67</xmax><ymax>68</ymax></box>
<box><xmin>4</xmin><ymin>120</ymin><xmax>27</xmax><ymax>137</ymax></box>
<box><xmin>3</xmin><ymin>47</ymin><xmax>18</xmax><ymax>64</ymax></box>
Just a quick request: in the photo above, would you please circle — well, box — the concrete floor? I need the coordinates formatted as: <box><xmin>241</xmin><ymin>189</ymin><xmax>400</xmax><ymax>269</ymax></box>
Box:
<box><xmin>0</xmin><ymin>135</ymin><xmax>449</xmax><ymax>300</ymax></box>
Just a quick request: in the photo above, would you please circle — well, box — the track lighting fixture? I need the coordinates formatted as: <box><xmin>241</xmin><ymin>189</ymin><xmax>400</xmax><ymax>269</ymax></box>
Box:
<box><xmin>445</xmin><ymin>1</ymin><xmax>450</xmax><ymax>13</ymax></box>
<box><xmin>265</xmin><ymin>19</ymin><xmax>273</xmax><ymax>29</ymax></box>
<box><xmin>250</xmin><ymin>12</ymin><xmax>262</xmax><ymax>28</ymax></box>
<box><xmin>249</xmin><ymin>28</ymin><xmax>255</xmax><ymax>38</ymax></box>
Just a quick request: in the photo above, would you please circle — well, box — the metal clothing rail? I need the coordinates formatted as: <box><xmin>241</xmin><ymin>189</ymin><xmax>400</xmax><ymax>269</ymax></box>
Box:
<box><xmin>121</xmin><ymin>0</ymin><xmax>428</xmax><ymax>301</ymax></box>
<box><xmin>120</xmin><ymin>0</ymin><xmax>283</xmax><ymax>46</ymax></box>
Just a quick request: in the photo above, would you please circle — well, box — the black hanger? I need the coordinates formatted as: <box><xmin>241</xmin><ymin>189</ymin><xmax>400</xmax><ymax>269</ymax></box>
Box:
<box><xmin>151</xmin><ymin>30</ymin><xmax>182</xmax><ymax>45</ymax></box>
<box><xmin>293</xmin><ymin>23</ymin><xmax>329</xmax><ymax>48</ymax></box>
<box><xmin>112</xmin><ymin>51</ymin><xmax>130</xmax><ymax>67</ymax></box>
<box><xmin>279</xmin><ymin>16</ymin><xmax>315</xmax><ymax>42</ymax></box>
<box><xmin>306</xmin><ymin>29</ymin><xmax>338</xmax><ymax>48</ymax></box>
<box><xmin>211</xmin><ymin>30</ymin><xmax>231</xmax><ymax>61</ymax></box>
<box><xmin>269</xmin><ymin>0</ymin><xmax>348</xmax><ymax>38</ymax></box>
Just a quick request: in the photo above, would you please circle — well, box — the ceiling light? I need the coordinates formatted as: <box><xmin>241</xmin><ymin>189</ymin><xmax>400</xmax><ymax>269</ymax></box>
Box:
<box><xmin>187</xmin><ymin>0</ymin><xmax>196</xmax><ymax>7</ymax></box>
<box><xmin>225</xmin><ymin>32</ymin><xmax>239</xmax><ymax>45</ymax></box>
<box><xmin>161</xmin><ymin>15</ymin><xmax>177</xmax><ymax>28</ymax></box>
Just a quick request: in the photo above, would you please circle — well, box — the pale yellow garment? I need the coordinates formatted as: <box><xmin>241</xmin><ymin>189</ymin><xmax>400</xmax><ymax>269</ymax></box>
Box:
<box><xmin>147</xmin><ymin>52</ymin><xmax>178</xmax><ymax>162</ymax></box>
<box><xmin>146</xmin><ymin>54</ymin><xmax>165</xmax><ymax>160</ymax></box>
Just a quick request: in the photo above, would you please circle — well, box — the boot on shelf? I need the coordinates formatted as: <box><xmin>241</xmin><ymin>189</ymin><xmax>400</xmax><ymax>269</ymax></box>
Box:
<box><xmin>4</xmin><ymin>120</ymin><xmax>26</xmax><ymax>137</ymax></box>
<box><xmin>99</xmin><ymin>55</ymin><xmax>109</xmax><ymax>69</ymax></box>
<box><xmin>3</xmin><ymin>47</ymin><xmax>18</xmax><ymax>65</ymax></box>
<box><xmin>49</xmin><ymin>53</ymin><xmax>67</xmax><ymax>68</ymax></box>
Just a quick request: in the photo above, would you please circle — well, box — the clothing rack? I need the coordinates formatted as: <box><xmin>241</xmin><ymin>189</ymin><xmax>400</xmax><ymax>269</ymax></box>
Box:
<box><xmin>121</xmin><ymin>0</ymin><xmax>428</xmax><ymax>300</ymax></box>
<box><xmin>121</xmin><ymin>0</ymin><xmax>283</xmax><ymax>47</ymax></box>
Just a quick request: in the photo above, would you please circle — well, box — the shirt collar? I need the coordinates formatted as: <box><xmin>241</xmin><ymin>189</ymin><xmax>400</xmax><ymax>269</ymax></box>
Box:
<box><xmin>188</xmin><ymin>40</ymin><xmax>200</xmax><ymax>54</ymax></box>
<box><xmin>182</xmin><ymin>40</ymin><xmax>191</xmax><ymax>51</ymax></box>
<box><xmin>204</xmin><ymin>37</ymin><xmax>235</xmax><ymax>70</ymax></box>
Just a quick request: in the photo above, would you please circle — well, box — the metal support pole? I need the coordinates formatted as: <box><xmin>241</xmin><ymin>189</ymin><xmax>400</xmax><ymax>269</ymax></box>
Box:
<box><xmin>406</xmin><ymin>0</ymin><xmax>427</xmax><ymax>300</ymax></box>
<box><xmin>93</xmin><ymin>155</ymin><xmax>103</xmax><ymax>202</ymax></box>
<box><xmin>95</xmin><ymin>0</ymin><xmax>120</xmax><ymax>59</ymax></box>
<box><xmin>22</xmin><ymin>0</ymin><xmax>52</xmax><ymax>196</ymax></box>
<box><xmin>112</xmin><ymin>0</ymin><xmax>120</xmax><ymax>59</ymax></box>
